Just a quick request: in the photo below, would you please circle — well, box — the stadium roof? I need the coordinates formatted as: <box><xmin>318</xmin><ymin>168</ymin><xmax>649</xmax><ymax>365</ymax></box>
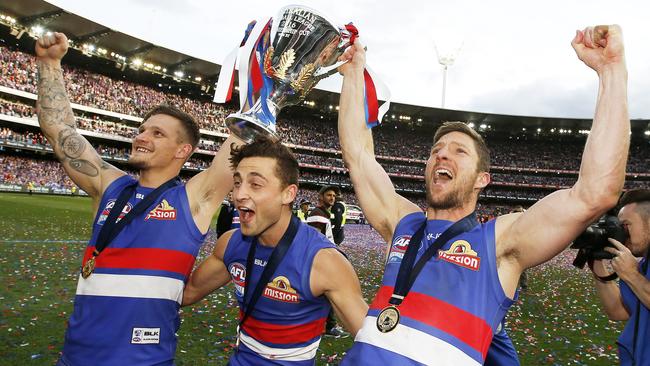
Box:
<box><xmin>1</xmin><ymin>0</ymin><xmax>648</xmax><ymax>135</ymax></box>
<box><xmin>0</xmin><ymin>0</ymin><xmax>220</xmax><ymax>78</ymax></box>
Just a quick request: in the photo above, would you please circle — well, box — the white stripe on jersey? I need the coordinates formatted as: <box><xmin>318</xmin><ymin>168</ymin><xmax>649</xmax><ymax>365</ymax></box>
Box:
<box><xmin>354</xmin><ymin>316</ymin><xmax>481</xmax><ymax>366</ymax></box>
<box><xmin>239</xmin><ymin>331</ymin><xmax>320</xmax><ymax>361</ymax></box>
<box><xmin>305</xmin><ymin>216</ymin><xmax>330</xmax><ymax>224</ymax></box>
<box><xmin>76</xmin><ymin>274</ymin><xmax>184</xmax><ymax>304</ymax></box>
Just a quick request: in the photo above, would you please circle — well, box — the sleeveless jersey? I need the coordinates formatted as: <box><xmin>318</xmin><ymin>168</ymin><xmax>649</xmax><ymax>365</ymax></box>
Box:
<box><xmin>60</xmin><ymin>175</ymin><xmax>205</xmax><ymax>366</ymax></box>
<box><xmin>484</xmin><ymin>321</ymin><xmax>520</xmax><ymax>366</ymax></box>
<box><xmin>342</xmin><ymin>212</ymin><xmax>513</xmax><ymax>366</ymax></box>
<box><xmin>617</xmin><ymin>259</ymin><xmax>649</xmax><ymax>365</ymax></box>
<box><xmin>223</xmin><ymin>220</ymin><xmax>335</xmax><ymax>365</ymax></box>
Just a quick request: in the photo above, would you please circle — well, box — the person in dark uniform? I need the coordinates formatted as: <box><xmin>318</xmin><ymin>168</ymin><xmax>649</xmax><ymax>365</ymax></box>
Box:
<box><xmin>216</xmin><ymin>193</ymin><xmax>240</xmax><ymax>238</ymax></box>
<box><xmin>306</xmin><ymin>185</ymin><xmax>339</xmax><ymax>243</ymax></box>
<box><xmin>331</xmin><ymin>196</ymin><xmax>346</xmax><ymax>245</ymax></box>
<box><xmin>307</xmin><ymin>185</ymin><xmax>349</xmax><ymax>337</ymax></box>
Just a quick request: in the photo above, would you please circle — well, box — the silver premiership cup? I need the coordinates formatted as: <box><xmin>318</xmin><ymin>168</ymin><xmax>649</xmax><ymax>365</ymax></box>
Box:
<box><xmin>226</xmin><ymin>5</ymin><xmax>356</xmax><ymax>142</ymax></box>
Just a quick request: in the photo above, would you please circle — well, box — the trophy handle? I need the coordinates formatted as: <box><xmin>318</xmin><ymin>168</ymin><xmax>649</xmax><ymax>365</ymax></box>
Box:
<box><xmin>312</xmin><ymin>23</ymin><xmax>359</xmax><ymax>79</ymax></box>
<box><xmin>312</xmin><ymin>43</ymin><xmax>367</xmax><ymax>79</ymax></box>
<box><xmin>313</xmin><ymin>59</ymin><xmax>349</xmax><ymax>78</ymax></box>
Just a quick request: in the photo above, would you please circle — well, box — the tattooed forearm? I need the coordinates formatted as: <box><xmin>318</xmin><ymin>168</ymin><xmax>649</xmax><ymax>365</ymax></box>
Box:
<box><xmin>58</xmin><ymin>127</ymin><xmax>86</xmax><ymax>159</ymax></box>
<box><xmin>54</xmin><ymin>126</ymin><xmax>106</xmax><ymax>178</ymax></box>
<box><xmin>37</xmin><ymin>61</ymin><xmax>75</xmax><ymax>129</ymax></box>
<box><xmin>37</xmin><ymin>61</ymin><xmax>102</xmax><ymax>178</ymax></box>
<box><xmin>39</xmin><ymin>105</ymin><xmax>75</xmax><ymax>127</ymax></box>
<box><xmin>68</xmin><ymin>159</ymin><xmax>99</xmax><ymax>177</ymax></box>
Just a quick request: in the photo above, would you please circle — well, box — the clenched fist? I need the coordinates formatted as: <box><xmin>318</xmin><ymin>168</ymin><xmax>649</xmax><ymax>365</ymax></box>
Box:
<box><xmin>571</xmin><ymin>25</ymin><xmax>625</xmax><ymax>74</ymax></box>
<box><xmin>35</xmin><ymin>32</ymin><xmax>69</xmax><ymax>64</ymax></box>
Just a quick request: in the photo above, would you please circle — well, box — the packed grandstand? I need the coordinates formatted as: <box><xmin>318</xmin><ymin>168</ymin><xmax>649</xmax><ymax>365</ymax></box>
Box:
<box><xmin>1</xmin><ymin>16</ymin><xmax>649</xmax><ymax>223</ymax></box>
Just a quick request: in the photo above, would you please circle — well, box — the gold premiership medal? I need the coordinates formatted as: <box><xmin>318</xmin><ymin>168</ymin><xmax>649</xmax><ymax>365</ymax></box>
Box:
<box><xmin>376</xmin><ymin>306</ymin><xmax>400</xmax><ymax>333</ymax></box>
<box><xmin>81</xmin><ymin>257</ymin><xmax>96</xmax><ymax>279</ymax></box>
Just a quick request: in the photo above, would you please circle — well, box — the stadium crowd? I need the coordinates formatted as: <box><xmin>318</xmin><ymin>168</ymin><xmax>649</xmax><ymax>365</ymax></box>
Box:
<box><xmin>1</xmin><ymin>154</ymin><xmax>74</xmax><ymax>190</ymax></box>
<box><xmin>1</xmin><ymin>42</ymin><xmax>649</xmax><ymax>220</ymax></box>
<box><xmin>3</xmin><ymin>45</ymin><xmax>650</xmax><ymax>173</ymax></box>
<box><xmin>1</xmin><ymin>45</ymin><xmax>230</xmax><ymax>133</ymax></box>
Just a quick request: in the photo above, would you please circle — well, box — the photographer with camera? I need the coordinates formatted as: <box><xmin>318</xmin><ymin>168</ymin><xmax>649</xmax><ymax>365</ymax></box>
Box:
<box><xmin>590</xmin><ymin>189</ymin><xmax>650</xmax><ymax>365</ymax></box>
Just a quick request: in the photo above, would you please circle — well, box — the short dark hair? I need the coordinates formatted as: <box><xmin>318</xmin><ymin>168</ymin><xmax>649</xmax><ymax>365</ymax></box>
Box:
<box><xmin>319</xmin><ymin>185</ymin><xmax>340</xmax><ymax>196</ymax></box>
<box><xmin>619</xmin><ymin>189</ymin><xmax>650</xmax><ymax>218</ymax></box>
<box><xmin>229</xmin><ymin>136</ymin><xmax>299</xmax><ymax>187</ymax></box>
<box><xmin>433</xmin><ymin>122</ymin><xmax>490</xmax><ymax>173</ymax></box>
<box><xmin>142</xmin><ymin>104</ymin><xmax>200</xmax><ymax>148</ymax></box>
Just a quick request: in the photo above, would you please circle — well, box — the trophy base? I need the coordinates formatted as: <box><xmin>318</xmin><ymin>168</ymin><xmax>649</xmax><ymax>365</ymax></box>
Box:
<box><xmin>225</xmin><ymin>113</ymin><xmax>280</xmax><ymax>143</ymax></box>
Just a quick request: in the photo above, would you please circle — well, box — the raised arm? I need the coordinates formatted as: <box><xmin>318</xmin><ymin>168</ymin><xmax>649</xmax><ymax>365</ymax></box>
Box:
<box><xmin>186</xmin><ymin>135</ymin><xmax>243</xmax><ymax>233</ymax></box>
<box><xmin>182</xmin><ymin>230</ymin><xmax>234</xmax><ymax>306</ymax></box>
<box><xmin>497</xmin><ymin>25</ymin><xmax>629</xmax><ymax>274</ymax></box>
<box><xmin>310</xmin><ymin>248</ymin><xmax>368</xmax><ymax>336</ymax></box>
<box><xmin>35</xmin><ymin>32</ymin><xmax>123</xmax><ymax>202</ymax></box>
<box><xmin>337</xmin><ymin>43</ymin><xmax>419</xmax><ymax>243</ymax></box>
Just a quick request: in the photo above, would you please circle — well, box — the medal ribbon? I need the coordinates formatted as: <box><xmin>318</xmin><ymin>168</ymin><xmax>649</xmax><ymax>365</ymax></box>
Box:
<box><xmin>239</xmin><ymin>215</ymin><xmax>301</xmax><ymax>328</ymax></box>
<box><xmin>389</xmin><ymin>212</ymin><xmax>479</xmax><ymax>306</ymax></box>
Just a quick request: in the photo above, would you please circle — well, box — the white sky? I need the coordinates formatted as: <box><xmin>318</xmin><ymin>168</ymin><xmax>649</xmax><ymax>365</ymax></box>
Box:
<box><xmin>47</xmin><ymin>0</ymin><xmax>650</xmax><ymax>119</ymax></box>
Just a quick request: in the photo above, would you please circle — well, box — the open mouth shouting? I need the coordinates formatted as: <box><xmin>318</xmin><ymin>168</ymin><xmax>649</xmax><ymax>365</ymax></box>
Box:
<box><xmin>238</xmin><ymin>206</ymin><xmax>256</xmax><ymax>224</ymax></box>
<box><xmin>433</xmin><ymin>167</ymin><xmax>454</xmax><ymax>185</ymax></box>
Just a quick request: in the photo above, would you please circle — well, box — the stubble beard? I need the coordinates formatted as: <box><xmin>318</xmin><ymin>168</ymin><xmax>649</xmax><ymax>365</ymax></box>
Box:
<box><xmin>426</xmin><ymin>175</ymin><xmax>476</xmax><ymax>210</ymax></box>
<box><xmin>128</xmin><ymin>155</ymin><xmax>150</xmax><ymax>170</ymax></box>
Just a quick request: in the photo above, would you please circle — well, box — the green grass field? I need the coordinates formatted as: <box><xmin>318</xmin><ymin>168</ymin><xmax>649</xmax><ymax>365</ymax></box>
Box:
<box><xmin>0</xmin><ymin>193</ymin><xmax>623</xmax><ymax>365</ymax></box>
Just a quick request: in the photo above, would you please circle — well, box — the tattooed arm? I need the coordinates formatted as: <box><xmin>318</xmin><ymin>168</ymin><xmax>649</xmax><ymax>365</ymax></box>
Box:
<box><xmin>35</xmin><ymin>32</ymin><xmax>124</xmax><ymax>202</ymax></box>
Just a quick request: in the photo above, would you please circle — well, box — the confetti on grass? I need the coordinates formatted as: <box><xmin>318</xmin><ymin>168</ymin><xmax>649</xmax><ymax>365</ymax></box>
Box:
<box><xmin>0</xmin><ymin>193</ymin><xmax>622</xmax><ymax>365</ymax></box>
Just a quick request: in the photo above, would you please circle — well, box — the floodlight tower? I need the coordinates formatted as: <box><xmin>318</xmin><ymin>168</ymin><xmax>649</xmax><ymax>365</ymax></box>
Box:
<box><xmin>434</xmin><ymin>41</ymin><xmax>463</xmax><ymax>109</ymax></box>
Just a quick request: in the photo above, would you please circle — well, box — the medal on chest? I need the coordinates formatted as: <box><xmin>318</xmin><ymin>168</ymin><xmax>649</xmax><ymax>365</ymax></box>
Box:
<box><xmin>81</xmin><ymin>249</ymin><xmax>100</xmax><ymax>279</ymax></box>
<box><xmin>81</xmin><ymin>256</ymin><xmax>96</xmax><ymax>279</ymax></box>
<box><xmin>379</xmin><ymin>212</ymin><xmax>478</xmax><ymax>334</ymax></box>
<box><xmin>376</xmin><ymin>305</ymin><xmax>400</xmax><ymax>333</ymax></box>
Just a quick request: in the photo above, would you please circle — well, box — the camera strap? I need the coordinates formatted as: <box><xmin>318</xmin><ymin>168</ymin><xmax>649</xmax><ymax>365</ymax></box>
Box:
<box><xmin>587</xmin><ymin>258</ymin><xmax>618</xmax><ymax>282</ymax></box>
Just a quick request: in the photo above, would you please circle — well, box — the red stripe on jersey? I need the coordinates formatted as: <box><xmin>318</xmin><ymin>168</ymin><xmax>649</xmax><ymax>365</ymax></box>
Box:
<box><xmin>83</xmin><ymin>246</ymin><xmax>195</xmax><ymax>277</ymax></box>
<box><xmin>239</xmin><ymin>310</ymin><xmax>326</xmax><ymax>344</ymax></box>
<box><xmin>370</xmin><ymin>286</ymin><xmax>493</xmax><ymax>357</ymax></box>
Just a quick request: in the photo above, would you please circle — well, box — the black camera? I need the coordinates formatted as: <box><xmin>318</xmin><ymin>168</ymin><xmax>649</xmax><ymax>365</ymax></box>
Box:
<box><xmin>571</xmin><ymin>214</ymin><xmax>628</xmax><ymax>269</ymax></box>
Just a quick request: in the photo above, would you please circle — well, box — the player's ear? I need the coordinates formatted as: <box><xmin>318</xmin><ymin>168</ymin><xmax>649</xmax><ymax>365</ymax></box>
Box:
<box><xmin>282</xmin><ymin>184</ymin><xmax>298</xmax><ymax>205</ymax></box>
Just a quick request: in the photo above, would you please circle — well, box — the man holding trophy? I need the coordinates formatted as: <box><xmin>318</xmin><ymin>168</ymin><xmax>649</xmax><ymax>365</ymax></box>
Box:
<box><xmin>335</xmin><ymin>24</ymin><xmax>629</xmax><ymax>366</ymax></box>
<box><xmin>191</xmin><ymin>6</ymin><xmax>378</xmax><ymax>365</ymax></box>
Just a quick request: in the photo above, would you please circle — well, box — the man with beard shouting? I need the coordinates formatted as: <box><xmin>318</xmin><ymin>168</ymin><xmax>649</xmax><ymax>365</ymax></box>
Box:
<box><xmin>336</xmin><ymin>25</ymin><xmax>629</xmax><ymax>365</ymax></box>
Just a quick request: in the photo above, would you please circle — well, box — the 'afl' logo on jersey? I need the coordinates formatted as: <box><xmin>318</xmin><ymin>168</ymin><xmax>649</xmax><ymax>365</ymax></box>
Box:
<box><xmin>97</xmin><ymin>200</ymin><xmax>132</xmax><ymax>226</ymax></box>
<box><xmin>387</xmin><ymin>235</ymin><xmax>411</xmax><ymax>264</ymax></box>
<box><xmin>229</xmin><ymin>262</ymin><xmax>246</xmax><ymax>297</ymax></box>
<box><xmin>393</xmin><ymin>235</ymin><xmax>411</xmax><ymax>252</ymax></box>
